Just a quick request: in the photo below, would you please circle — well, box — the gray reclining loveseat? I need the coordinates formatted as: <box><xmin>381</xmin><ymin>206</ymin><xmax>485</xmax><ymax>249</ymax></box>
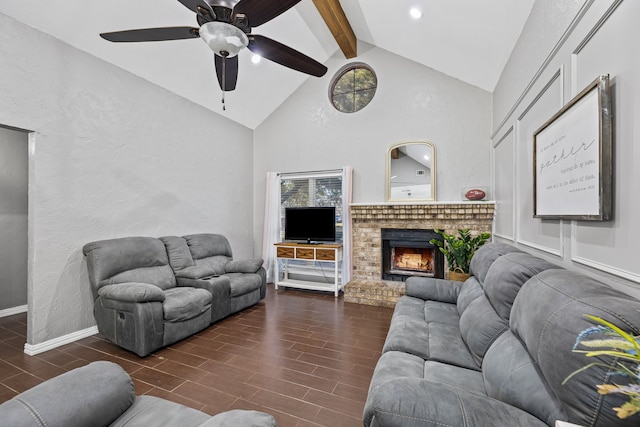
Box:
<box><xmin>0</xmin><ymin>361</ymin><xmax>277</xmax><ymax>427</ymax></box>
<box><xmin>161</xmin><ymin>234</ymin><xmax>267</xmax><ymax>323</ymax></box>
<box><xmin>83</xmin><ymin>233</ymin><xmax>266</xmax><ymax>357</ymax></box>
<box><xmin>364</xmin><ymin>242</ymin><xmax>640</xmax><ymax>426</ymax></box>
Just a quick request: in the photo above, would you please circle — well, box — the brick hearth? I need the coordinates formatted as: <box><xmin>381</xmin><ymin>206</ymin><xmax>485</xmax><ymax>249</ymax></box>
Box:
<box><xmin>345</xmin><ymin>202</ymin><xmax>495</xmax><ymax>307</ymax></box>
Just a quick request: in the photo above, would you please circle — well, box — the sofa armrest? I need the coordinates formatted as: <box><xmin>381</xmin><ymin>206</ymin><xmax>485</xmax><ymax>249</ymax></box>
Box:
<box><xmin>98</xmin><ymin>283</ymin><xmax>165</xmax><ymax>302</ymax></box>
<box><xmin>198</xmin><ymin>409</ymin><xmax>277</xmax><ymax>427</ymax></box>
<box><xmin>176</xmin><ymin>276</ymin><xmax>232</xmax><ymax>323</ymax></box>
<box><xmin>365</xmin><ymin>378</ymin><xmax>547</xmax><ymax>427</ymax></box>
<box><xmin>0</xmin><ymin>361</ymin><xmax>135</xmax><ymax>427</ymax></box>
<box><xmin>175</xmin><ymin>265</ymin><xmax>217</xmax><ymax>279</ymax></box>
<box><xmin>225</xmin><ymin>258</ymin><xmax>264</xmax><ymax>274</ymax></box>
<box><xmin>405</xmin><ymin>277</ymin><xmax>463</xmax><ymax>303</ymax></box>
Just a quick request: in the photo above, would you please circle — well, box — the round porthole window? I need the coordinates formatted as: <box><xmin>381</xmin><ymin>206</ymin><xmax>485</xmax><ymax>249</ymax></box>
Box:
<box><xmin>329</xmin><ymin>63</ymin><xmax>377</xmax><ymax>113</ymax></box>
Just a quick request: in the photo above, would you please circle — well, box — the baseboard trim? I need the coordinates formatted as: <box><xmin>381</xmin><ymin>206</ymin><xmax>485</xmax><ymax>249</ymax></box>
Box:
<box><xmin>0</xmin><ymin>305</ymin><xmax>28</xmax><ymax>318</ymax></box>
<box><xmin>24</xmin><ymin>326</ymin><xmax>99</xmax><ymax>356</ymax></box>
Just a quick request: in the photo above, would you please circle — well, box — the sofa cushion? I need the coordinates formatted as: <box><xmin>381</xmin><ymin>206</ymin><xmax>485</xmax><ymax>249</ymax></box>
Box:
<box><xmin>195</xmin><ymin>257</ymin><xmax>229</xmax><ymax>276</ymax></box>
<box><xmin>423</xmin><ymin>300</ymin><xmax>459</xmax><ymax>325</ymax></box>
<box><xmin>98</xmin><ymin>283</ymin><xmax>165</xmax><ymax>302</ymax></box>
<box><xmin>459</xmin><ymin>294</ymin><xmax>507</xmax><ymax>366</ymax></box>
<box><xmin>459</xmin><ymin>252</ymin><xmax>560</xmax><ymax>366</ymax></box>
<box><xmin>174</xmin><ymin>265</ymin><xmax>218</xmax><ymax>280</ymax></box>
<box><xmin>200</xmin><ymin>409</ymin><xmax>278</xmax><ymax>427</ymax></box>
<box><xmin>390</xmin><ymin>297</ymin><xmax>459</xmax><ymax>326</ymax></box>
<box><xmin>184</xmin><ymin>234</ymin><xmax>233</xmax><ymax>259</ymax></box>
<box><xmin>107</xmin><ymin>265</ymin><xmax>177</xmax><ymax>291</ymax></box>
<box><xmin>390</xmin><ymin>295</ymin><xmax>427</xmax><ymax>321</ymax></box>
<box><xmin>456</xmin><ymin>276</ymin><xmax>484</xmax><ymax>315</ymax></box>
<box><xmin>160</xmin><ymin>236</ymin><xmax>196</xmax><ymax>271</ymax></box>
<box><xmin>483</xmin><ymin>252</ymin><xmax>559</xmax><ymax>321</ymax></box>
<box><xmin>469</xmin><ymin>242</ymin><xmax>523</xmax><ymax>286</ymax></box>
<box><xmin>111</xmin><ymin>396</ymin><xmax>211</xmax><ymax>427</ymax></box>
<box><xmin>83</xmin><ymin>236</ymin><xmax>177</xmax><ymax>291</ymax></box>
<box><xmin>383</xmin><ymin>298</ymin><xmax>460</xmax><ymax>359</ymax></box>
<box><xmin>163</xmin><ymin>287</ymin><xmax>212</xmax><ymax>322</ymax></box>
<box><xmin>225</xmin><ymin>258</ymin><xmax>264</xmax><ymax>274</ymax></box>
<box><xmin>424</xmin><ymin>360</ymin><xmax>485</xmax><ymax>394</ymax></box>
<box><xmin>384</xmin><ymin>319</ymin><xmax>479</xmax><ymax>370</ymax></box>
<box><xmin>364</xmin><ymin>351</ymin><xmax>548</xmax><ymax>427</ymax></box>
<box><xmin>427</xmin><ymin>322</ymin><xmax>479</xmax><ymax>369</ymax></box>
<box><xmin>483</xmin><ymin>331</ymin><xmax>567</xmax><ymax>425</ymax></box>
<box><xmin>382</xmin><ymin>317</ymin><xmax>430</xmax><ymax>358</ymax></box>
<box><xmin>510</xmin><ymin>269</ymin><xmax>640</xmax><ymax>427</ymax></box>
<box><xmin>226</xmin><ymin>272</ymin><xmax>263</xmax><ymax>297</ymax></box>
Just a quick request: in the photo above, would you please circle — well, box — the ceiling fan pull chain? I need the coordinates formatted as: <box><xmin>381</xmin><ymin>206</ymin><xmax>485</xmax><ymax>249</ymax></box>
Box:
<box><xmin>221</xmin><ymin>54</ymin><xmax>227</xmax><ymax>111</ymax></box>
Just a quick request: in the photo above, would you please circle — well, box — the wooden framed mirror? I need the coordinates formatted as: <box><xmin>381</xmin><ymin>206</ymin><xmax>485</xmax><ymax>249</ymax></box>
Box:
<box><xmin>386</xmin><ymin>141</ymin><xmax>436</xmax><ymax>202</ymax></box>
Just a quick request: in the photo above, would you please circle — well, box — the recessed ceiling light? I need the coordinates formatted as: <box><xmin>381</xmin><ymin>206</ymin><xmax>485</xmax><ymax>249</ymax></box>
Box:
<box><xmin>251</xmin><ymin>54</ymin><xmax>261</xmax><ymax>64</ymax></box>
<box><xmin>410</xmin><ymin>8</ymin><xmax>422</xmax><ymax>19</ymax></box>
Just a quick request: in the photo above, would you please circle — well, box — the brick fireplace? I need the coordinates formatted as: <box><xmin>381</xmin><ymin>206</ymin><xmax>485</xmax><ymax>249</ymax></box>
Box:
<box><xmin>345</xmin><ymin>202</ymin><xmax>495</xmax><ymax>307</ymax></box>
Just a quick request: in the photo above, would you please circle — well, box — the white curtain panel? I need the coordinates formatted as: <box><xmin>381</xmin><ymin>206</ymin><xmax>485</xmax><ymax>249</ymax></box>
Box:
<box><xmin>341</xmin><ymin>166</ymin><xmax>353</xmax><ymax>284</ymax></box>
<box><xmin>261</xmin><ymin>172</ymin><xmax>281</xmax><ymax>283</ymax></box>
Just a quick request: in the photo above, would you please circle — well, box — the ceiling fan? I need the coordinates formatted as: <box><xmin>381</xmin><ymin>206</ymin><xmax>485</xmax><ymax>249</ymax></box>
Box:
<box><xmin>100</xmin><ymin>0</ymin><xmax>328</xmax><ymax>107</ymax></box>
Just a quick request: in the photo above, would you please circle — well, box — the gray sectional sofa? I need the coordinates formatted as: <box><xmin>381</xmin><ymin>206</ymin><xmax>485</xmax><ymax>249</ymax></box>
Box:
<box><xmin>83</xmin><ymin>233</ymin><xmax>266</xmax><ymax>357</ymax></box>
<box><xmin>0</xmin><ymin>361</ymin><xmax>277</xmax><ymax>427</ymax></box>
<box><xmin>364</xmin><ymin>242</ymin><xmax>640</xmax><ymax>427</ymax></box>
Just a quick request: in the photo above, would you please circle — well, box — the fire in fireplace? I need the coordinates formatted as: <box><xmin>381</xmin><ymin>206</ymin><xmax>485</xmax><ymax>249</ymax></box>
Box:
<box><xmin>381</xmin><ymin>228</ymin><xmax>444</xmax><ymax>281</ymax></box>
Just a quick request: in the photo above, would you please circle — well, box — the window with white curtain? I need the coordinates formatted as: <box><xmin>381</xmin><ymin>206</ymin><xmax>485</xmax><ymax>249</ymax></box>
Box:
<box><xmin>280</xmin><ymin>170</ymin><xmax>343</xmax><ymax>242</ymax></box>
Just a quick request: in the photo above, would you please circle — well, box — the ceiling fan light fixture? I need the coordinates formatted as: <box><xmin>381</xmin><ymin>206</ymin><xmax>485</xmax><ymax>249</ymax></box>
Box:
<box><xmin>409</xmin><ymin>8</ymin><xmax>423</xmax><ymax>19</ymax></box>
<box><xmin>199</xmin><ymin>21</ymin><xmax>248</xmax><ymax>57</ymax></box>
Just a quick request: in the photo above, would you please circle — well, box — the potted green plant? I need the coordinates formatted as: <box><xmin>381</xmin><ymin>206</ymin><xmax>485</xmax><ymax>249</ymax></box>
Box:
<box><xmin>429</xmin><ymin>228</ymin><xmax>491</xmax><ymax>281</ymax></box>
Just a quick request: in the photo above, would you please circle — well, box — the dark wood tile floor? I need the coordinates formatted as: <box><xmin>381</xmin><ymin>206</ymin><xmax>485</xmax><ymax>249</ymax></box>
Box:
<box><xmin>0</xmin><ymin>286</ymin><xmax>393</xmax><ymax>426</ymax></box>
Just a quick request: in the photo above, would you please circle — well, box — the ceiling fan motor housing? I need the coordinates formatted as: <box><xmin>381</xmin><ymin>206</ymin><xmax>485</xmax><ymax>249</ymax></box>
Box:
<box><xmin>199</xmin><ymin>21</ymin><xmax>249</xmax><ymax>57</ymax></box>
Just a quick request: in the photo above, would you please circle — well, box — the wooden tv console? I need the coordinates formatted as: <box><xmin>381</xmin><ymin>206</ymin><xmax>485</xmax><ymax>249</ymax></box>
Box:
<box><xmin>274</xmin><ymin>242</ymin><xmax>343</xmax><ymax>297</ymax></box>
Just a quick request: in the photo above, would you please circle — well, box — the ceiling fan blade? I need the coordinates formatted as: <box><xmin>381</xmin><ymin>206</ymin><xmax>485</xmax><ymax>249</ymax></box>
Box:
<box><xmin>100</xmin><ymin>27</ymin><xmax>199</xmax><ymax>43</ymax></box>
<box><xmin>233</xmin><ymin>0</ymin><xmax>301</xmax><ymax>27</ymax></box>
<box><xmin>248</xmin><ymin>35</ymin><xmax>327</xmax><ymax>77</ymax></box>
<box><xmin>176</xmin><ymin>0</ymin><xmax>211</xmax><ymax>14</ymax></box>
<box><xmin>215</xmin><ymin>55</ymin><xmax>239</xmax><ymax>91</ymax></box>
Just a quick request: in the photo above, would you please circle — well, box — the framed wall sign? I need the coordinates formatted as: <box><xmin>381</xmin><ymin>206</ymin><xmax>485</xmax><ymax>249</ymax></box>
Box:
<box><xmin>533</xmin><ymin>75</ymin><xmax>612</xmax><ymax>220</ymax></box>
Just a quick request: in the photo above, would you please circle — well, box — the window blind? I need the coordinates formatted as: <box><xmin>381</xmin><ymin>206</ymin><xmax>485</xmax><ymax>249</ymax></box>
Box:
<box><xmin>280</xmin><ymin>171</ymin><xmax>343</xmax><ymax>242</ymax></box>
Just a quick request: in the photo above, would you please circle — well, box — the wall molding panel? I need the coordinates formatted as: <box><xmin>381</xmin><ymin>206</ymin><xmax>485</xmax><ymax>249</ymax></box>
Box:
<box><xmin>492</xmin><ymin>126</ymin><xmax>515</xmax><ymax>241</ymax></box>
<box><xmin>513</xmin><ymin>68</ymin><xmax>564</xmax><ymax>257</ymax></box>
<box><xmin>492</xmin><ymin>0</ymin><xmax>640</xmax><ymax>295</ymax></box>
<box><xmin>492</xmin><ymin>0</ymin><xmax>596</xmax><ymax>139</ymax></box>
<box><xmin>573</xmin><ymin>0</ymin><xmax>624</xmax><ymax>56</ymax></box>
<box><xmin>571</xmin><ymin>224</ymin><xmax>640</xmax><ymax>284</ymax></box>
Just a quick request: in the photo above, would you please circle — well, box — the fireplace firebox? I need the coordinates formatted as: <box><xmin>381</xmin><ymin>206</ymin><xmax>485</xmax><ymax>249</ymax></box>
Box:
<box><xmin>381</xmin><ymin>228</ymin><xmax>444</xmax><ymax>281</ymax></box>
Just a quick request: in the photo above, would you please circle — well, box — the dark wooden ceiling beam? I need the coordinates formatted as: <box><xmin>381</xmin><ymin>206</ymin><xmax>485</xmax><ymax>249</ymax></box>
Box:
<box><xmin>312</xmin><ymin>0</ymin><xmax>357</xmax><ymax>59</ymax></box>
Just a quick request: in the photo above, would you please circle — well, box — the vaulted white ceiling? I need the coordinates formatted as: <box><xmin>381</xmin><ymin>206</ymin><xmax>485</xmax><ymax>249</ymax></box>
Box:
<box><xmin>0</xmin><ymin>0</ymin><xmax>534</xmax><ymax>129</ymax></box>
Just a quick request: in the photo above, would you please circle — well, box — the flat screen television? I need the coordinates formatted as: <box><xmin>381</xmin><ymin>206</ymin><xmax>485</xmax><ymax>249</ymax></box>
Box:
<box><xmin>284</xmin><ymin>206</ymin><xmax>336</xmax><ymax>244</ymax></box>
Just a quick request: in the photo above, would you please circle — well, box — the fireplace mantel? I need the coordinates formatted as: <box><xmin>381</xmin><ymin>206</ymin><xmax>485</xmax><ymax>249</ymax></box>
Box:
<box><xmin>345</xmin><ymin>201</ymin><xmax>495</xmax><ymax>307</ymax></box>
<box><xmin>350</xmin><ymin>201</ymin><xmax>495</xmax><ymax>206</ymax></box>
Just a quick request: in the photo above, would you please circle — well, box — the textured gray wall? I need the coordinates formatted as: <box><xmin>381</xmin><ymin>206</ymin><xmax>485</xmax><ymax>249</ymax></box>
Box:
<box><xmin>253</xmin><ymin>43</ymin><xmax>492</xmax><ymax>254</ymax></box>
<box><xmin>491</xmin><ymin>0</ymin><xmax>640</xmax><ymax>296</ymax></box>
<box><xmin>0</xmin><ymin>127</ymin><xmax>28</xmax><ymax>312</ymax></box>
<box><xmin>0</xmin><ymin>12</ymin><xmax>254</xmax><ymax>346</ymax></box>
